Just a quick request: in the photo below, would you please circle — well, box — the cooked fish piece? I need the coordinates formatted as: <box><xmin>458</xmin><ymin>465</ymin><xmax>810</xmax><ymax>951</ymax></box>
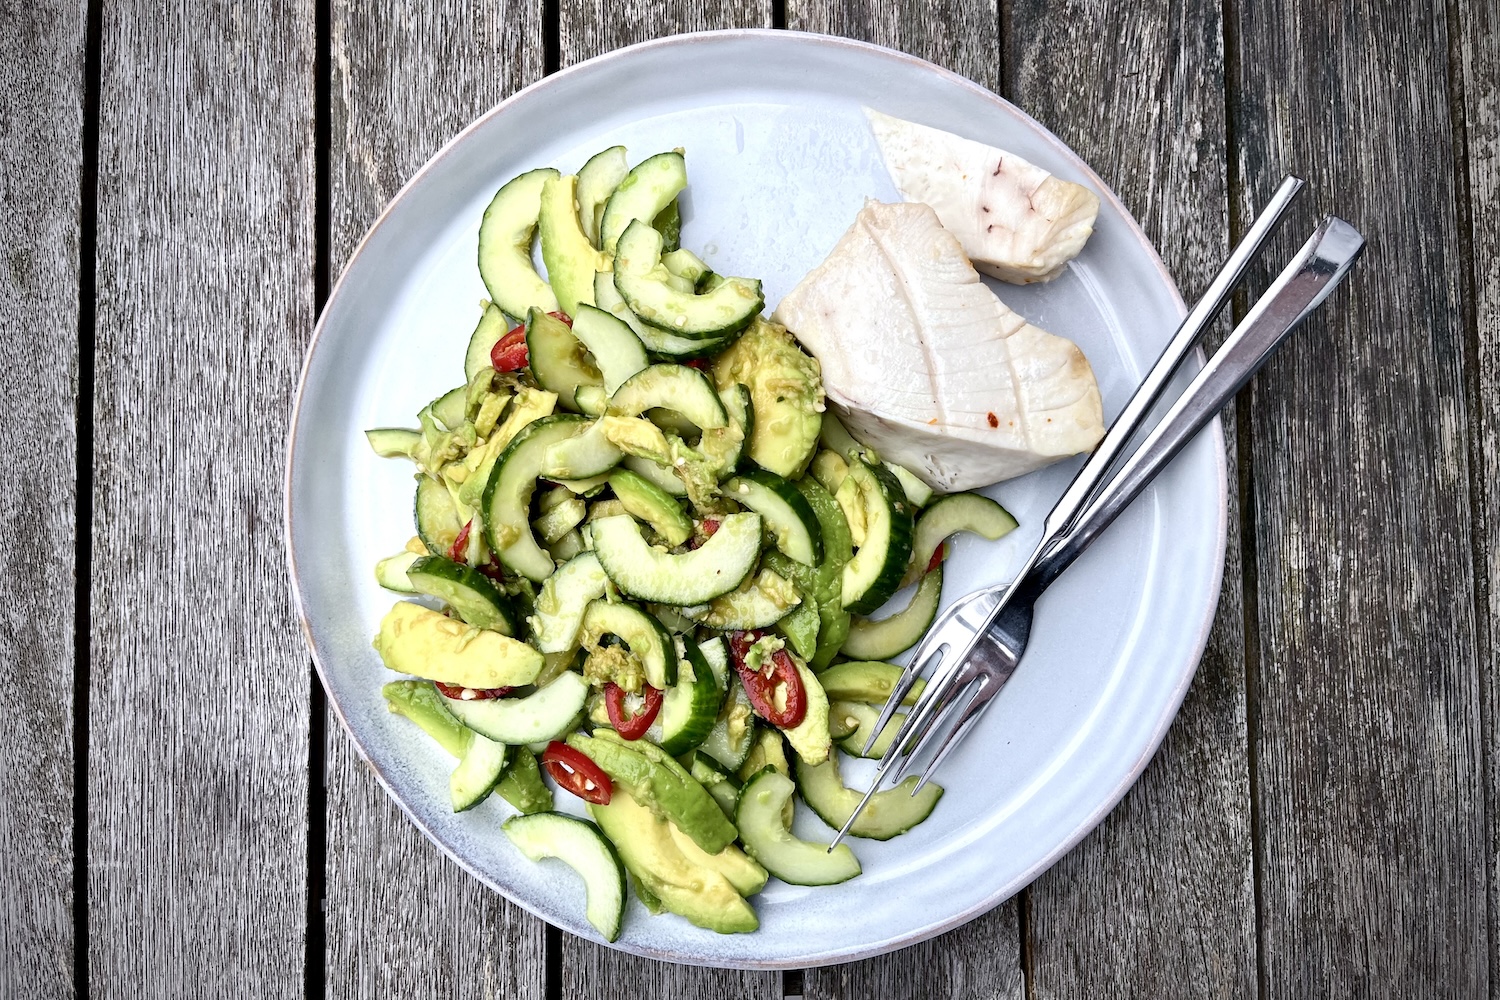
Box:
<box><xmin>772</xmin><ymin>200</ymin><xmax>1104</xmax><ymax>491</ymax></box>
<box><xmin>866</xmin><ymin>108</ymin><xmax>1100</xmax><ymax>284</ymax></box>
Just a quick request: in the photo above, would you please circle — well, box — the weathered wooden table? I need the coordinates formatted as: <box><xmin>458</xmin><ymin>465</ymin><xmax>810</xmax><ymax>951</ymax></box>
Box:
<box><xmin>5</xmin><ymin>0</ymin><xmax>1494</xmax><ymax>996</ymax></box>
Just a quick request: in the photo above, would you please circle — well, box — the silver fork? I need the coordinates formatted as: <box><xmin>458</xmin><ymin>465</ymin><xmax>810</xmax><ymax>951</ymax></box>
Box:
<box><xmin>829</xmin><ymin>208</ymin><xmax>1366</xmax><ymax>849</ymax></box>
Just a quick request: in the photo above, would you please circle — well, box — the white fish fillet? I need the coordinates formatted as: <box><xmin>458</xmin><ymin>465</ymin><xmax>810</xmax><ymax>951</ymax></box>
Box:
<box><xmin>866</xmin><ymin>108</ymin><xmax>1100</xmax><ymax>284</ymax></box>
<box><xmin>772</xmin><ymin>200</ymin><xmax>1104</xmax><ymax>491</ymax></box>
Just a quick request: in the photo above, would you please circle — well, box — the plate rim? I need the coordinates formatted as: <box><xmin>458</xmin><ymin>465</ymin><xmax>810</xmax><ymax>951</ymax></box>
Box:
<box><xmin>285</xmin><ymin>26</ymin><xmax>1228</xmax><ymax>968</ymax></box>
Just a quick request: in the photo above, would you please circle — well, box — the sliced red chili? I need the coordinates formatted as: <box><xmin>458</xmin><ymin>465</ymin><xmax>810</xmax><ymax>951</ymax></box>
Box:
<box><xmin>434</xmin><ymin>681</ymin><xmax>514</xmax><ymax>700</ymax></box>
<box><xmin>546</xmin><ymin>310</ymin><xmax>573</xmax><ymax>326</ymax></box>
<box><xmin>476</xmin><ymin>558</ymin><xmax>507</xmax><ymax>581</ymax></box>
<box><xmin>490</xmin><ymin>324</ymin><xmax>529</xmax><ymax>371</ymax></box>
<box><xmin>728</xmin><ymin>630</ymin><xmax>807</xmax><ymax>729</ymax></box>
<box><xmin>683</xmin><ymin>358</ymin><xmax>710</xmax><ymax>370</ymax></box>
<box><xmin>541</xmin><ymin>741</ymin><xmax>612</xmax><ymax>804</ymax></box>
<box><xmin>448</xmin><ymin>519</ymin><xmax>473</xmax><ymax>563</ymax></box>
<box><xmin>604</xmin><ymin>682</ymin><xmax>662</xmax><ymax>740</ymax></box>
<box><xmin>926</xmin><ymin>541</ymin><xmax>946</xmax><ymax>574</ymax></box>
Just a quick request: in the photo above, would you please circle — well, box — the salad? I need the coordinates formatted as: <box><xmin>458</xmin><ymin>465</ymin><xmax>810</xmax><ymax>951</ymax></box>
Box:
<box><xmin>365</xmin><ymin>144</ymin><xmax>1019</xmax><ymax>940</ymax></box>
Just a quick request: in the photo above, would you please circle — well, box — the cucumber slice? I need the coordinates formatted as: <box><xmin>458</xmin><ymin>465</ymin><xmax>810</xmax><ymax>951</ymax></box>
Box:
<box><xmin>599</xmin><ymin>151</ymin><xmax>687</xmax><ymax>253</ymax></box>
<box><xmin>532</xmin><ymin>496</ymin><xmax>588</xmax><ymax>544</ymax></box>
<box><xmin>526</xmin><ymin>308</ymin><xmax>601</xmax><ymax>412</ymax></box>
<box><xmin>662</xmin><ymin>247</ymin><xmax>710</xmax><ymax>285</ymax></box>
<box><xmin>832</xmin><ymin>701</ymin><xmax>904</xmax><ymax>759</ymax></box>
<box><xmin>478</xmin><ymin>167</ymin><xmax>560</xmax><ymax>317</ymax></box>
<box><xmin>608</xmin><ymin>469</ymin><xmax>692</xmax><ymax>547</ymax></box>
<box><xmin>482</xmin><ymin>414</ymin><xmax>591</xmax><ymax>581</ymax></box>
<box><xmin>503</xmin><ymin>811</ymin><xmax>627</xmax><ymax>941</ymax></box>
<box><xmin>551</xmin><ymin>473</ymin><xmax>613</xmax><ymax>496</ymax></box>
<box><xmin>644</xmin><ymin>636</ymin><xmax>723</xmax><ymax>754</ymax></box>
<box><xmin>549</xmin><ymin>529</ymin><xmax>586</xmax><ymax>563</ymax></box>
<box><xmin>621</xmin><ymin>455</ymin><xmax>687</xmax><ymax>496</ymax></box>
<box><xmin>591</xmin><ymin>269</ymin><xmax>734</xmax><ymax>359</ymax></box>
<box><xmin>700</xmin><ymin>677</ymin><xmax>754</xmax><ymax>771</ymax></box>
<box><xmin>796</xmin><ymin>752</ymin><xmax>942</xmax><ymax>840</ymax></box>
<box><xmin>577</xmin><ymin>146</ymin><xmax>629</xmax><ymax>248</ymax></box>
<box><xmin>374</xmin><ymin>550</ymin><xmax>422</xmax><ymax>592</ymax></box>
<box><xmin>444</xmin><ymin>671</ymin><xmax>590</xmax><ymax>744</ymax></box>
<box><xmin>686</xmin><ymin>750</ymin><xmax>742</xmax><ymax>820</ymax></box>
<box><xmin>541</xmin><ymin>419</ymin><xmax>623</xmax><ymax>480</ymax></box>
<box><xmin>406</xmin><ymin>555</ymin><xmax>519</xmax><ymax>634</ymax></box>
<box><xmin>608</xmin><ymin>364</ymin><xmax>728</xmax><ymax>430</ymax></box>
<box><xmin>529</xmin><ymin>552</ymin><xmax>610</xmax><ymax>653</ymax></box>
<box><xmin>698</xmin><ymin>635</ymin><xmax>730</xmax><ymax>695</ymax></box>
<box><xmin>614</xmin><ymin>220</ymin><xmax>763</xmax><ymax>339</ymax></box>
<box><xmin>724</xmin><ymin>469</ymin><xmax>823</xmax><ymax>565</ymax></box>
<box><xmin>415</xmin><ymin>475</ymin><xmax>465</xmax><ymax>556</ymax></box>
<box><xmin>842</xmin><ymin>566</ymin><xmax>944</xmax><ymax>660</ymax></box>
<box><xmin>837</xmin><ymin>460</ymin><xmax>916</xmax><ymax>615</ymax></box>
<box><xmin>571</xmin><ymin>305</ymin><xmax>649</xmax><ymax>394</ymax></box>
<box><xmin>736</xmin><ymin>769</ymin><xmax>860</xmax><ymax>885</ymax></box>
<box><xmin>904</xmin><ymin>492</ymin><xmax>1019</xmax><ymax>586</ymax></box>
<box><xmin>590</xmin><ymin>512</ymin><xmax>762</xmax><ymax>605</ymax></box>
<box><xmin>580</xmin><ymin>599</ymin><xmax>678</xmax><ymax>689</ymax></box>
<box><xmin>815</xmin><ymin>660</ymin><xmax>926</xmax><ymax>706</ymax></box>
<box><xmin>450</xmin><ymin>734</ymin><xmax>510</xmax><ymax>812</ymax></box>
<box><xmin>366</xmin><ymin>427</ymin><xmax>421</xmax><ymax>459</ymax></box>
<box><xmin>692</xmin><ymin>568</ymin><xmax>800</xmax><ymax>631</ymax></box>
<box><xmin>574</xmin><ymin>383</ymin><xmax>608</xmax><ymax>416</ymax></box>
<box><xmin>465</xmin><ymin>303</ymin><xmax>510</xmax><ymax>381</ymax></box>
<box><xmin>431</xmin><ymin>385</ymin><xmax>470</xmax><ymax>430</ymax></box>
<box><xmin>818</xmin><ymin>412</ymin><xmax>868</xmax><ymax>463</ymax></box>
<box><xmin>886</xmin><ymin>462</ymin><xmax>934</xmax><ymax>508</ymax></box>
<box><xmin>539</xmin><ymin>173</ymin><xmax>608</xmax><ymax>318</ymax></box>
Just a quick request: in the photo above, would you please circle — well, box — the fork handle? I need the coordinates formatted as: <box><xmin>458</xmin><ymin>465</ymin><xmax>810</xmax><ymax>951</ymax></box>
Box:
<box><xmin>1031</xmin><ymin>215</ymin><xmax>1366</xmax><ymax>590</ymax></box>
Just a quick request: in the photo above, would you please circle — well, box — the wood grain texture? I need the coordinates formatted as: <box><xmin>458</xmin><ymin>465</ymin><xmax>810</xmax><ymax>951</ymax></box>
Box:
<box><xmin>87</xmin><ymin>1</ymin><xmax>315</xmax><ymax>996</ymax></box>
<box><xmin>0</xmin><ymin>1</ymin><xmax>84</xmax><ymax>997</ymax></box>
<box><xmin>1456</xmin><ymin>0</ymin><xmax>1499</xmax><ymax>995</ymax></box>
<box><xmin>553</xmin><ymin>5</ymin><xmax>778</xmax><ymax>994</ymax></box>
<box><xmin>1233</xmin><ymin>2</ymin><xmax>1487</xmax><ymax>996</ymax></box>
<box><xmin>323</xmin><ymin>2</ymin><xmax>549</xmax><ymax>997</ymax></box>
<box><xmin>559</xmin><ymin>0</ymin><xmax>769</xmax><ymax>65</ymax></box>
<box><xmin>779</xmin><ymin>5</ymin><xmax>1022</xmax><ymax>996</ymax></box>
<box><xmin>1006</xmin><ymin>3</ymin><xmax>1256</xmax><ymax>998</ymax></box>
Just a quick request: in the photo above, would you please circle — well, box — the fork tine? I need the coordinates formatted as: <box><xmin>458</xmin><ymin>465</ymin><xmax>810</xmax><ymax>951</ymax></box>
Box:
<box><xmin>861</xmin><ymin>640</ymin><xmax>946</xmax><ymax>756</ymax></box>
<box><xmin>909</xmin><ymin>676</ymin><xmax>1001</xmax><ymax>794</ymax></box>
<box><xmin>888</xmin><ymin>659</ymin><xmax>984</xmax><ymax>783</ymax></box>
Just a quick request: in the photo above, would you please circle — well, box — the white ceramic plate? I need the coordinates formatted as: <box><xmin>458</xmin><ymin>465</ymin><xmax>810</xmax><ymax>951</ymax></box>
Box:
<box><xmin>287</xmin><ymin>29</ymin><xmax>1226</xmax><ymax>968</ymax></box>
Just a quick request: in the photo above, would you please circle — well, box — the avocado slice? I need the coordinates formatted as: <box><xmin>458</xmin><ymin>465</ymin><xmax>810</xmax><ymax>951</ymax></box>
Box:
<box><xmin>712</xmin><ymin>317</ymin><xmax>823</xmax><ymax>478</ymax></box>
<box><xmin>777</xmin><ymin>655</ymin><xmax>832</xmax><ymax>766</ymax></box>
<box><xmin>590</xmin><ymin>789</ymin><xmax>758</xmax><ymax>934</ymax></box>
<box><xmin>567</xmin><ymin>732</ymin><xmax>737</xmax><ymax>854</ymax></box>
<box><xmin>375</xmin><ymin>601</ymin><xmax>543</xmax><ymax>689</ymax></box>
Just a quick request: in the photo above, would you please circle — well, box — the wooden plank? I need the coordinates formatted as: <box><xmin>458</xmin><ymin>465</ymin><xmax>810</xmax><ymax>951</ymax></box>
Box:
<box><xmin>1005</xmin><ymin>3</ymin><xmax>1257</xmax><ymax>998</ymax></box>
<box><xmin>322</xmin><ymin>2</ymin><xmax>549</xmax><ymax>997</ymax></box>
<box><xmin>779</xmin><ymin>5</ymin><xmax>1022</xmax><ymax>996</ymax></box>
<box><xmin>552</xmin><ymin>7</ymin><xmax>778</xmax><ymax>996</ymax></box>
<box><xmin>86</xmin><ymin>2</ymin><xmax>315</xmax><ymax>997</ymax></box>
<box><xmin>1453</xmin><ymin>0</ymin><xmax>1499</xmax><ymax>993</ymax></box>
<box><xmin>559</xmin><ymin>0</ymin><xmax>770</xmax><ymax>65</ymax></box>
<box><xmin>1233</xmin><ymin>2</ymin><xmax>1487</xmax><ymax>996</ymax></box>
<box><xmin>0</xmin><ymin>2</ymin><xmax>84</xmax><ymax>997</ymax></box>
